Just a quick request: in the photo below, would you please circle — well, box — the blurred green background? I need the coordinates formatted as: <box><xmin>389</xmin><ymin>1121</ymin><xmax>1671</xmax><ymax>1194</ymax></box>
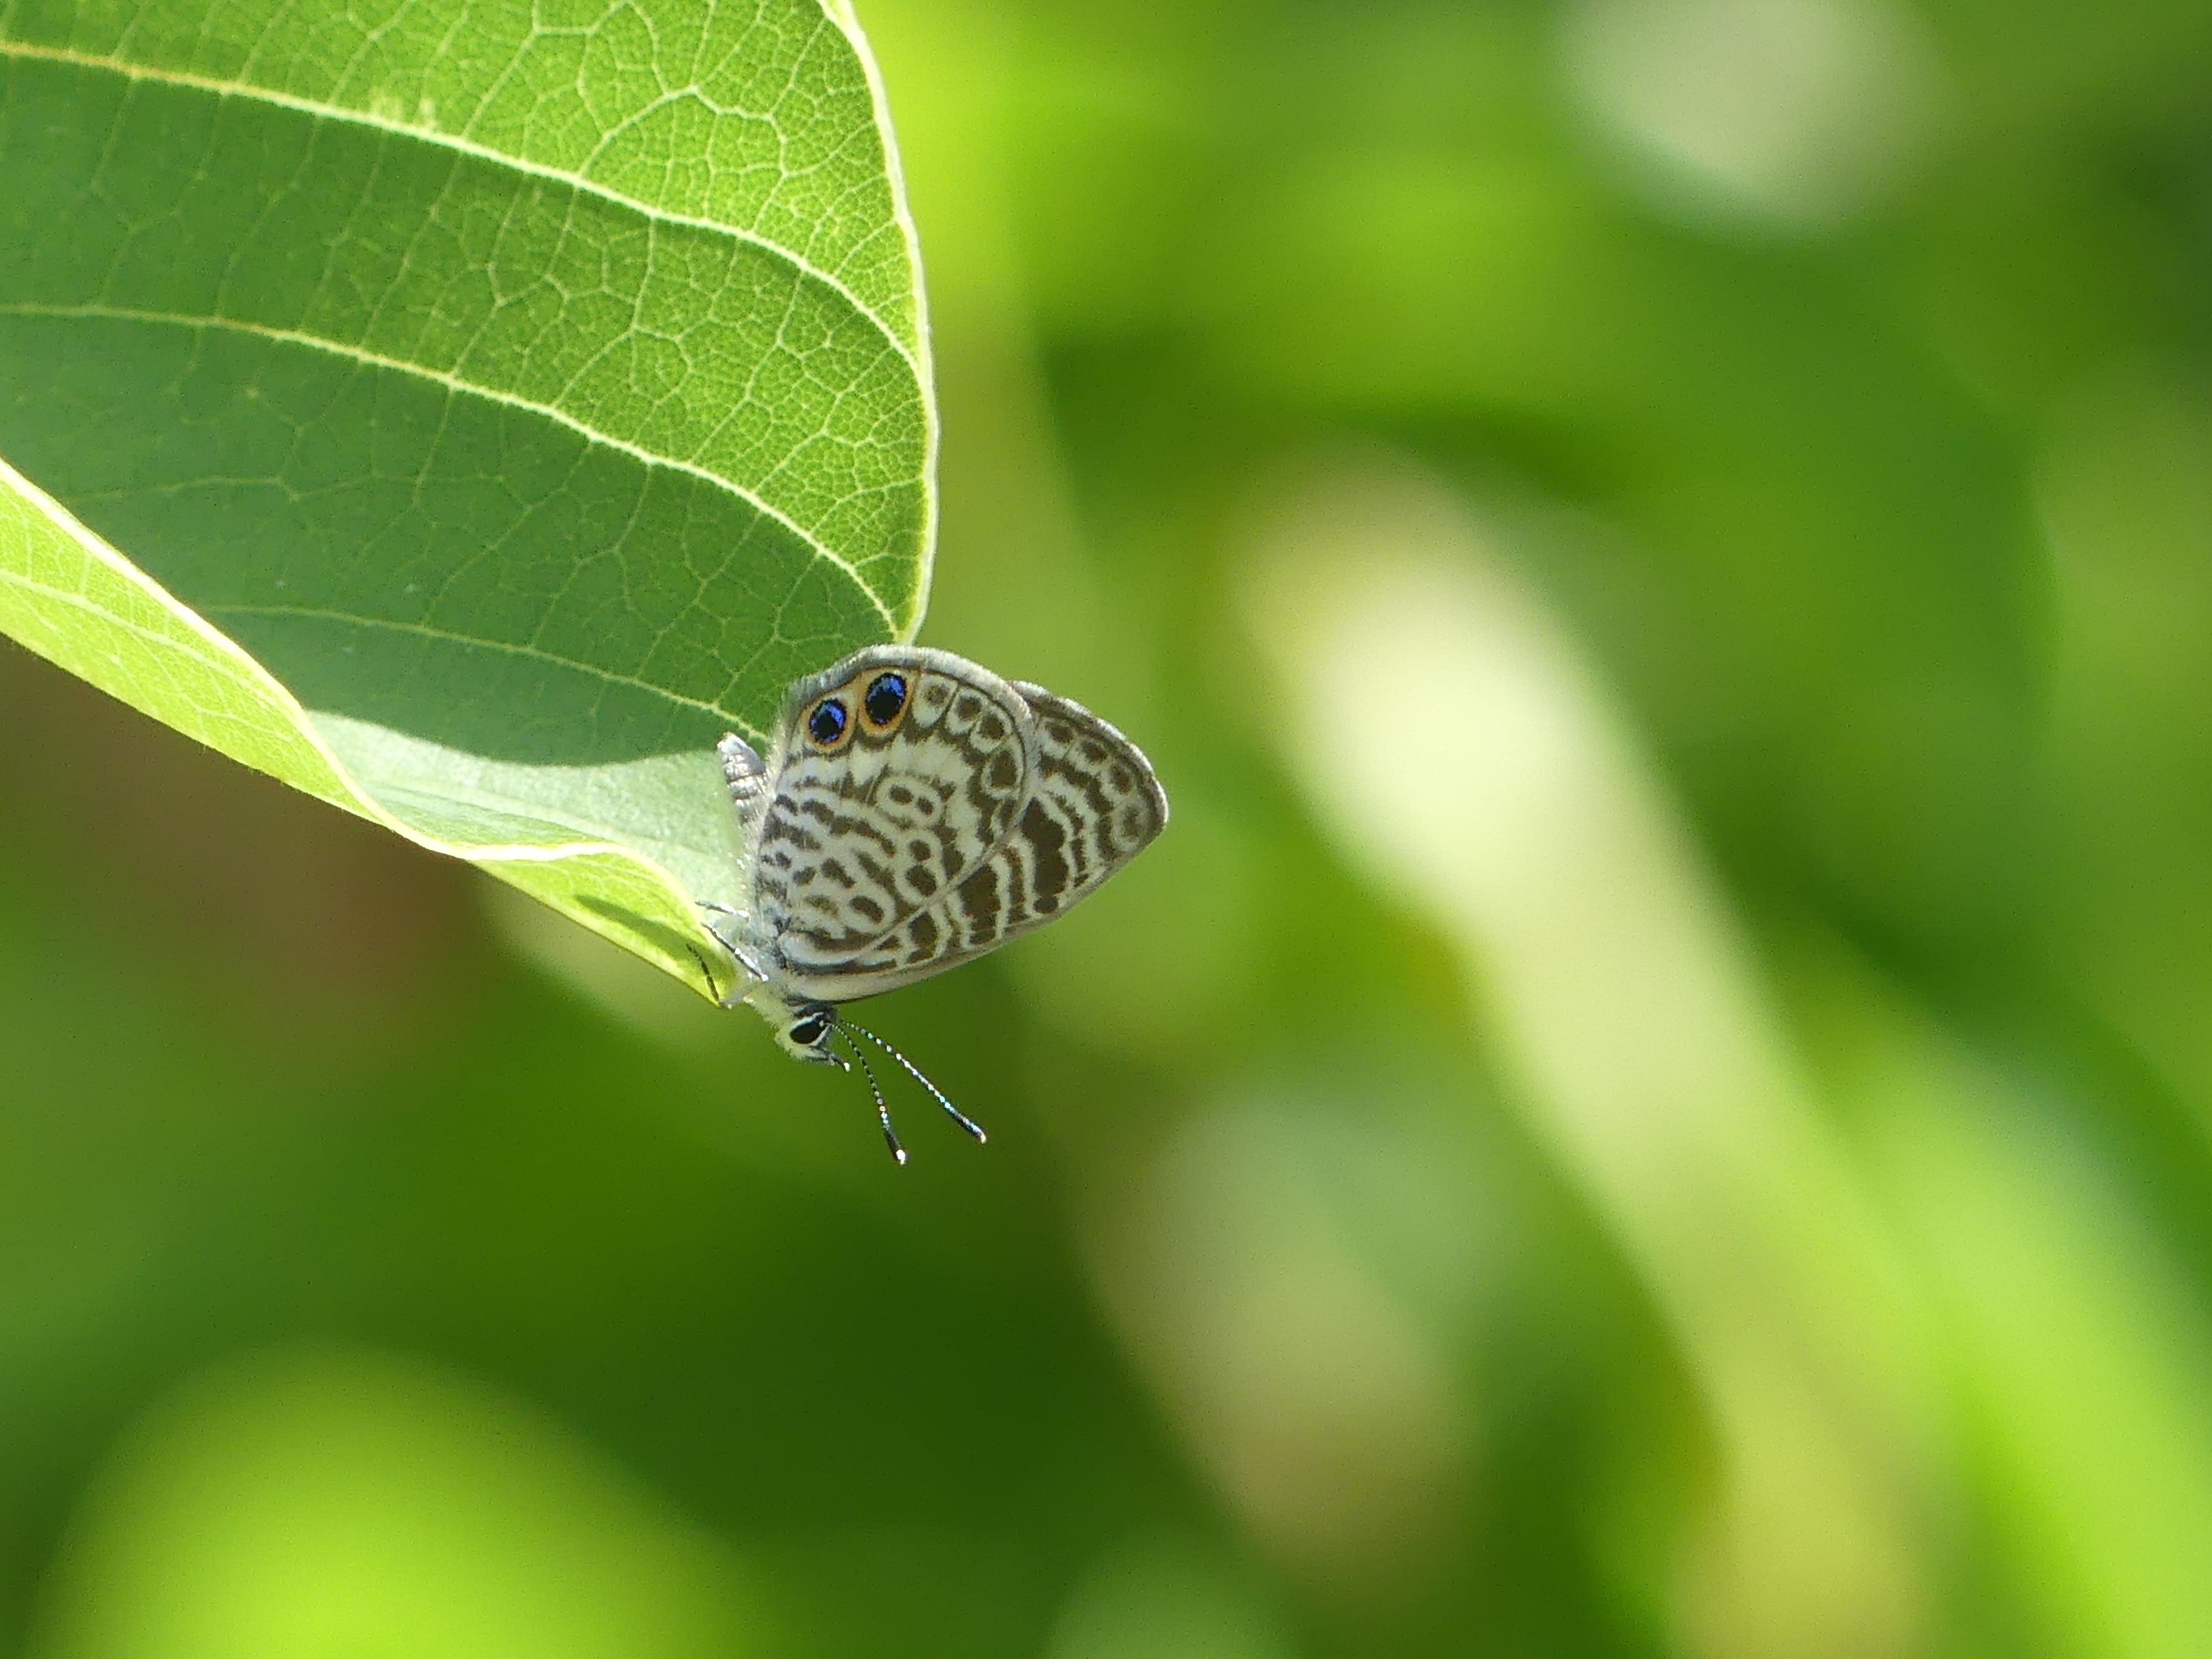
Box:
<box><xmin>6</xmin><ymin>0</ymin><xmax>2212</xmax><ymax>1654</ymax></box>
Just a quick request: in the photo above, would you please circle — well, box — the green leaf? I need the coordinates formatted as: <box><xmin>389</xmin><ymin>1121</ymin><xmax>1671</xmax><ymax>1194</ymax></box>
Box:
<box><xmin>0</xmin><ymin>0</ymin><xmax>933</xmax><ymax>992</ymax></box>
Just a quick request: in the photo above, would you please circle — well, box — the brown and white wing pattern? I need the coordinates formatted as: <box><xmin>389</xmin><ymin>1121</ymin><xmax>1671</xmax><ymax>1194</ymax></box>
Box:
<box><xmin>784</xmin><ymin>681</ymin><xmax>1168</xmax><ymax>1002</ymax></box>
<box><xmin>749</xmin><ymin>648</ymin><xmax>1035</xmax><ymax>985</ymax></box>
<box><xmin>959</xmin><ymin>683</ymin><xmax>1168</xmax><ymax>944</ymax></box>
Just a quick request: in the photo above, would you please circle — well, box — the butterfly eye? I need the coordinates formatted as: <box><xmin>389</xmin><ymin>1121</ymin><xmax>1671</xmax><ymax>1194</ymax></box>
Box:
<box><xmin>807</xmin><ymin>699</ymin><xmax>849</xmax><ymax>747</ymax></box>
<box><xmin>863</xmin><ymin>672</ymin><xmax>908</xmax><ymax>728</ymax></box>
<box><xmin>788</xmin><ymin>1012</ymin><xmax>832</xmax><ymax>1046</ymax></box>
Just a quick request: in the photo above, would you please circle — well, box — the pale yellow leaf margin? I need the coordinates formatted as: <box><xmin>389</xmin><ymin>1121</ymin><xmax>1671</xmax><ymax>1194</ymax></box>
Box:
<box><xmin>0</xmin><ymin>454</ymin><xmax>724</xmax><ymax>998</ymax></box>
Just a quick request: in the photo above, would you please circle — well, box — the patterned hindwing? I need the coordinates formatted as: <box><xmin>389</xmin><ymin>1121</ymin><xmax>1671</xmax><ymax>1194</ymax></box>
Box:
<box><xmin>750</xmin><ymin>647</ymin><xmax>1036</xmax><ymax>982</ymax></box>
<box><xmin>789</xmin><ymin>682</ymin><xmax>1168</xmax><ymax>1001</ymax></box>
<box><xmin>968</xmin><ymin>684</ymin><xmax>1168</xmax><ymax>940</ymax></box>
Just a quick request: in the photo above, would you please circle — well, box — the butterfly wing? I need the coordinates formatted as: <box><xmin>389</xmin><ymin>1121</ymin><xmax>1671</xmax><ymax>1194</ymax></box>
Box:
<box><xmin>748</xmin><ymin>647</ymin><xmax>1036</xmax><ymax>987</ymax></box>
<box><xmin>950</xmin><ymin>682</ymin><xmax>1168</xmax><ymax>945</ymax></box>
<box><xmin>773</xmin><ymin>680</ymin><xmax>1167</xmax><ymax>1003</ymax></box>
<box><xmin>719</xmin><ymin>733</ymin><xmax>772</xmax><ymax>847</ymax></box>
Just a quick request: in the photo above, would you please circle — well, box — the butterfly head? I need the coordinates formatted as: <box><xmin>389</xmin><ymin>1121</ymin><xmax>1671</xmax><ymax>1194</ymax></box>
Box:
<box><xmin>769</xmin><ymin>999</ymin><xmax>844</xmax><ymax>1066</ymax></box>
<box><xmin>741</xmin><ymin>984</ymin><xmax>988</xmax><ymax>1163</ymax></box>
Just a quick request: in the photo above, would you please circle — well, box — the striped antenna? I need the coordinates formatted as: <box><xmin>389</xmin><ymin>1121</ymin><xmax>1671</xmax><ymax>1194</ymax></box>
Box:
<box><xmin>831</xmin><ymin>1027</ymin><xmax>907</xmax><ymax>1165</ymax></box>
<box><xmin>840</xmin><ymin>1019</ymin><xmax>988</xmax><ymax>1145</ymax></box>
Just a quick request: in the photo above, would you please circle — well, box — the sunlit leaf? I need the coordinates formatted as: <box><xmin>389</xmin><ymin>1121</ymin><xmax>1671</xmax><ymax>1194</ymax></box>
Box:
<box><xmin>0</xmin><ymin>0</ymin><xmax>934</xmax><ymax>988</ymax></box>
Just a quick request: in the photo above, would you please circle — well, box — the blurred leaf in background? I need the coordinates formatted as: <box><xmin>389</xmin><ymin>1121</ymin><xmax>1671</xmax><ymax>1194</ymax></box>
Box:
<box><xmin>6</xmin><ymin>0</ymin><xmax>2212</xmax><ymax>1657</ymax></box>
<box><xmin>30</xmin><ymin>1348</ymin><xmax>772</xmax><ymax>1659</ymax></box>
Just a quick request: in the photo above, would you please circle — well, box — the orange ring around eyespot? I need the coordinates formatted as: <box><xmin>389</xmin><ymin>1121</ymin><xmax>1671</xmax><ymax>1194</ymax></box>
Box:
<box><xmin>805</xmin><ymin>696</ymin><xmax>854</xmax><ymax>752</ymax></box>
<box><xmin>859</xmin><ymin>670</ymin><xmax>911</xmax><ymax>734</ymax></box>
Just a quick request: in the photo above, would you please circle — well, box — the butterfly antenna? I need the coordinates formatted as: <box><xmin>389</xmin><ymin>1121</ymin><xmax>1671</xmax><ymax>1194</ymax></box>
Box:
<box><xmin>841</xmin><ymin>1019</ymin><xmax>988</xmax><ymax>1145</ymax></box>
<box><xmin>830</xmin><ymin>1027</ymin><xmax>907</xmax><ymax>1166</ymax></box>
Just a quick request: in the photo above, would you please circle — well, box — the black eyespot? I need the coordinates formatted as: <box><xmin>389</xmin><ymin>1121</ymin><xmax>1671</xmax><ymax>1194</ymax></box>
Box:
<box><xmin>788</xmin><ymin>1012</ymin><xmax>832</xmax><ymax>1046</ymax></box>
<box><xmin>807</xmin><ymin>700</ymin><xmax>848</xmax><ymax>745</ymax></box>
<box><xmin>864</xmin><ymin>672</ymin><xmax>907</xmax><ymax>727</ymax></box>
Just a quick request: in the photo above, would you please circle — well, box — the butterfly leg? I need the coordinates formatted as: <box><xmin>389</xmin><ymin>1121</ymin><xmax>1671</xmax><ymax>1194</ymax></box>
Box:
<box><xmin>693</xmin><ymin>901</ymin><xmax>769</xmax><ymax>1006</ymax></box>
<box><xmin>684</xmin><ymin>943</ymin><xmax>724</xmax><ymax>1002</ymax></box>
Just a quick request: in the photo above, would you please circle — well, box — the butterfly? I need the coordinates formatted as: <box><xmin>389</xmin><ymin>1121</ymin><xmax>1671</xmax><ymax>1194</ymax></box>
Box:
<box><xmin>698</xmin><ymin>645</ymin><xmax>1168</xmax><ymax>1162</ymax></box>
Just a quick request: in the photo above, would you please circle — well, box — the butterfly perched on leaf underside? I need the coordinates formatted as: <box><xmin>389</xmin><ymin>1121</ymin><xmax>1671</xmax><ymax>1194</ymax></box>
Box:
<box><xmin>700</xmin><ymin>645</ymin><xmax>1167</xmax><ymax>1161</ymax></box>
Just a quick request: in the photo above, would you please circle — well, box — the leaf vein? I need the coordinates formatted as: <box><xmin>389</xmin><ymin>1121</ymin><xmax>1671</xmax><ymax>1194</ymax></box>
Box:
<box><xmin>0</xmin><ymin>34</ymin><xmax>921</xmax><ymax>377</ymax></box>
<box><xmin>0</xmin><ymin>298</ymin><xmax>900</xmax><ymax>635</ymax></box>
<box><xmin>205</xmin><ymin>601</ymin><xmax>769</xmax><ymax>742</ymax></box>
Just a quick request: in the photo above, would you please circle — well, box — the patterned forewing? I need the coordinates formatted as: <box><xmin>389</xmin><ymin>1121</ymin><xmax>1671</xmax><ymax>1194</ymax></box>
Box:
<box><xmin>753</xmin><ymin>661</ymin><xmax>1033</xmax><ymax>979</ymax></box>
<box><xmin>806</xmin><ymin>686</ymin><xmax>1168</xmax><ymax>998</ymax></box>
